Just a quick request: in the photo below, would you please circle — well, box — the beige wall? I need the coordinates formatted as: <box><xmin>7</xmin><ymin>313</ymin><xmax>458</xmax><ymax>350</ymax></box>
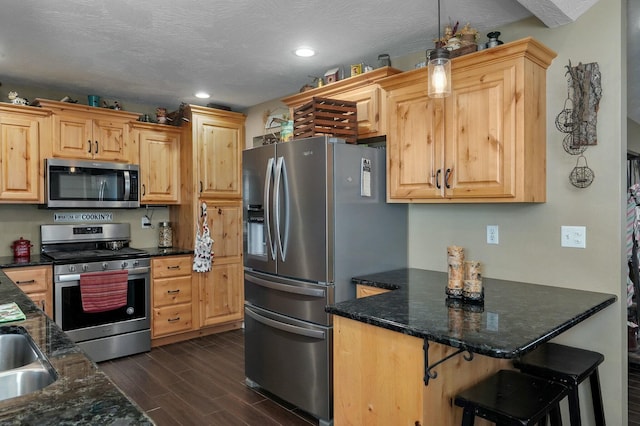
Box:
<box><xmin>0</xmin><ymin>205</ymin><xmax>169</xmax><ymax>256</ymax></box>
<box><xmin>407</xmin><ymin>3</ymin><xmax>625</xmax><ymax>424</ymax></box>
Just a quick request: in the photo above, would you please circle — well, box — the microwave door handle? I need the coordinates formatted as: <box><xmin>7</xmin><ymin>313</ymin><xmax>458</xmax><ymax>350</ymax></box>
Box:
<box><xmin>264</xmin><ymin>158</ymin><xmax>276</xmax><ymax>260</ymax></box>
<box><xmin>123</xmin><ymin>170</ymin><xmax>131</xmax><ymax>201</ymax></box>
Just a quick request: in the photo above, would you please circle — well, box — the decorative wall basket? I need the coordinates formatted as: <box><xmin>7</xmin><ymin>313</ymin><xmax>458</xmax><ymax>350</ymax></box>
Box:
<box><xmin>569</xmin><ymin>155</ymin><xmax>595</xmax><ymax>188</ymax></box>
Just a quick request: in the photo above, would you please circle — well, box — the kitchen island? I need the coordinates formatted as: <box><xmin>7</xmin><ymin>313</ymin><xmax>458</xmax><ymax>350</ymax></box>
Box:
<box><xmin>326</xmin><ymin>268</ymin><xmax>616</xmax><ymax>425</ymax></box>
<box><xmin>0</xmin><ymin>270</ymin><xmax>151</xmax><ymax>425</ymax></box>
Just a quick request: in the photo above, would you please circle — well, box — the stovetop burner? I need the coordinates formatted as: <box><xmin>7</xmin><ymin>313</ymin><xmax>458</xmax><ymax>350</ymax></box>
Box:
<box><xmin>42</xmin><ymin>247</ymin><xmax>149</xmax><ymax>263</ymax></box>
<box><xmin>40</xmin><ymin>223</ymin><xmax>149</xmax><ymax>264</ymax></box>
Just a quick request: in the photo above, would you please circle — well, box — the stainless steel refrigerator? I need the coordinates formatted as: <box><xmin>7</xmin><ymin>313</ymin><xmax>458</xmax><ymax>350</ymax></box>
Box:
<box><xmin>242</xmin><ymin>136</ymin><xmax>407</xmax><ymax>425</ymax></box>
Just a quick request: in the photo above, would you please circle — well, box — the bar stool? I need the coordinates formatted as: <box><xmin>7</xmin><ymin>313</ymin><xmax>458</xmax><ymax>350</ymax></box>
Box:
<box><xmin>513</xmin><ymin>343</ymin><xmax>605</xmax><ymax>426</ymax></box>
<box><xmin>454</xmin><ymin>369</ymin><xmax>568</xmax><ymax>425</ymax></box>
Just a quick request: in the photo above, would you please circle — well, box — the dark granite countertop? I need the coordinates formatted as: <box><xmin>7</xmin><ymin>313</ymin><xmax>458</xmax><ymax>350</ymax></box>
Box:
<box><xmin>0</xmin><ymin>271</ymin><xmax>152</xmax><ymax>424</ymax></box>
<box><xmin>327</xmin><ymin>268</ymin><xmax>617</xmax><ymax>359</ymax></box>
<box><xmin>139</xmin><ymin>247</ymin><xmax>193</xmax><ymax>257</ymax></box>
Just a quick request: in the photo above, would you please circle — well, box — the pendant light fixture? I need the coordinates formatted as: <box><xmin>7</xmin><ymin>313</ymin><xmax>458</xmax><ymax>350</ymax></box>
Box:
<box><xmin>428</xmin><ymin>0</ymin><xmax>451</xmax><ymax>98</ymax></box>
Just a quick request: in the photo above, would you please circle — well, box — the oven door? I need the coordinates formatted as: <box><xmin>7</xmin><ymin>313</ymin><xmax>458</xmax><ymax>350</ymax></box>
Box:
<box><xmin>54</xmin><ymin>269</ymin><xmax>150</xmax><ymax>343</ymax></box>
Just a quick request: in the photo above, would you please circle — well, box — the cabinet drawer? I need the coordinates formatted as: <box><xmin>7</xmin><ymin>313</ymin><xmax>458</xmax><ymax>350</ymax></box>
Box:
<box><xmin>153</xmin><ymin>276</ymin><xmax>192</xmax><ymax>307</ymax></box>
<box><xmin>152</xmin><ymin>256</ymin><xmax>192</xmax><ymax>279</ymax></box>
<box><xmin>153</xmin><ymin>303</ymin><xmax>193</xmax><ymax>337</ymax></box>
<box><xmin>4</xmin><ymin>266</ymin><xmax>50</xmax><ymax>293</ymax></box>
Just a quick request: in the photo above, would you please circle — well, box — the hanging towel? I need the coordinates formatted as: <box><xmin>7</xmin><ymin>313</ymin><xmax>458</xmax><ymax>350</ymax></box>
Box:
<box><xmin>193</xmin><ymin>201</ymin><xmax>214</xmax><ymax>272</ymax></box>
<box><xmin>80</xmin><ymin>270</ymin><xmax>129</xmax><ymax>313</ymax></box>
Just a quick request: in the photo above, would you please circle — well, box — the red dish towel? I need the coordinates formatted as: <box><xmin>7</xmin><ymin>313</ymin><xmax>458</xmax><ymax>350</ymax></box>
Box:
<box><xmin>80</xmin><ymin>270</ymin><xmax>129</xmax><ymax>313</ymax></box>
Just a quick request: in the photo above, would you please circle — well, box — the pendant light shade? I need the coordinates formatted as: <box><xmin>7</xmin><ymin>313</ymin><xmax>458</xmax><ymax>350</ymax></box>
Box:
<box><xmin>428</xmin><ymin>49</ymin><xmax>451</xmax><ymax>98</ymax></box>
<box><xmin>428</xmin><ymin>0</ymin><xmax>451</xmax><ymax>98</ymax></box>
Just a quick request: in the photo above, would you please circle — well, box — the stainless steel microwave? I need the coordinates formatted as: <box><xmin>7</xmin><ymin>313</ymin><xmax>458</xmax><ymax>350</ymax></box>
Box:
<box><xmin>45</xmin><ymin>158</ymin><xmax>140</xmax><ymax>208</ymax></box>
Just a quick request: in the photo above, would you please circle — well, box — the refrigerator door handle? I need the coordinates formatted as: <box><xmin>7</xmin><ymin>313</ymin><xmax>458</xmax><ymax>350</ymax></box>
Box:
<box><xmin>264</xmin><ymin>157</ymin><xmax>276</xmax><ymax>260</ymax></box>
<box><xmin>245</xmin><ymin>273</ymin><xmax>326</xmax><ymax>297</ymax></box>
<box><xmin>245</xmin><ymin>307</ymin><xmax>326</xmax><ymax>340</ymax></box>
<box><xmin>274</xmin><ymin>156</ymin><xmax>290</xmax><ymax>262</ymax></box>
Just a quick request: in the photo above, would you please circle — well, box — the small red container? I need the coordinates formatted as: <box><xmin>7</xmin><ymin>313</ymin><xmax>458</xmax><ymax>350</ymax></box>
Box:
<box><xmin>11</xmin><ymin>237</ymin><xmax>32</xmax><ymax>259</ymax></box>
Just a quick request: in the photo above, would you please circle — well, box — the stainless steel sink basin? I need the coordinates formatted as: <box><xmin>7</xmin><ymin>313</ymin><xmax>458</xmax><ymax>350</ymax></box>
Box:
<box><xmin>0</xmin><ymin>326</ymin><xmax>58</xmax><ymax>401</ymax></box>
<box><xmin>0</xmin><ymin>334</ymin><xmax>39</xmax><ymax>371</ymax></box>
<box><xmin>0</xmin><ymin>369</ymin><xmax>57</xmax><ymax>401</ymax></box>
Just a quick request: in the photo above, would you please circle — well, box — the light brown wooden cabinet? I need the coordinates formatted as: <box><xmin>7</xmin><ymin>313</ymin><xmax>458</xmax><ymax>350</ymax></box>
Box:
<box><xmin>151</xmin><ymin>255</ymin><xmax>194</xmax><ymax>339</ymax></box>
<box><xmin>334</xmin><ymin>315</ymin><xmax>508</xmax><ymax>425</ymax></box>
<box><xmin>282</xmin><ymin>67</ymin><xmax>401</xmax><ymax>140</ymax></box>
<box><xmin>171</xmin><ymin>105</ymin><xmax>245</xmax><ymax>335</ymax></box>
<box><xmin>35</xmin><ymin>99</ymin><xmax>139</xmax><ymax>162</ymax></box>
<box><xmin>0</xmin><ymin>104</ymin><xmax>49</xmax><ymax>202</ymax></box>
<box><xmin>380</xmin><ymin>38</ymin><xmax>556</xmax><ymax>203</ymax></box>
<box><xmin>198</xmin><ymin>201</ymin><xmax>243</xmax><ymax>327</ymax></box>
<box><xmin>356</xmin><ymin>284</ymin><xmax>391</xmax><ymax>298</ymax></box>
<box><xmin>191</xmin><ymin>106</ymin><xmax>245</xmax><ymax>199</ymax></box>
<box><xmin>132</xmin><ymin>122</ymin><xmax>181</xmax><ymax>204</ymax></box>
<box><xmin>4</xmin><ymin>265</ymin><xmax>53</xmax><ymax>317</ymax></box>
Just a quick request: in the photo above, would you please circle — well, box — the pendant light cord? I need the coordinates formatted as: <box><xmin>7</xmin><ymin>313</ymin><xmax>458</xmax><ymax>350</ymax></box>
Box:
<box><xmin>437</xmin><ymin>0</ymin><xmax>441</xmax><ymax>45</ymax></box>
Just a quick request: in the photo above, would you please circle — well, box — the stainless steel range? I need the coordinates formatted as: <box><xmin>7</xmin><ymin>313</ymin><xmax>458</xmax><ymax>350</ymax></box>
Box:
<box><xmin>41</xmin><ymin>223</ymin><xmax>151</xmax><ymax>362</ymax></box>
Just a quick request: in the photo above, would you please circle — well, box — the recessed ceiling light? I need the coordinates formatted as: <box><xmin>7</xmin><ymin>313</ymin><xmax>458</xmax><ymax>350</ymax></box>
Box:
<box><xmin>195</xmin><ymin>92</ymin><xmax>210</xmax><ymax>99</ymax></box>
<box><xmin>294</xmin><ymin>47</ymin><xmax>316</xmax><ymax>57</ymax></box>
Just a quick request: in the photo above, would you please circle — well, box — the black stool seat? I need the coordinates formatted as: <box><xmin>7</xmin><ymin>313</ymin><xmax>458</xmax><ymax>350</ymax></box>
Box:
<box><xmin>454</xmin><ymin>369</ymin><xmax>568</xmax><ymax>426</ymax></box>
<box><xmin>513</xmin><ymin>343</ymin><xmax>605</xmax><ymax>426</ymax></box>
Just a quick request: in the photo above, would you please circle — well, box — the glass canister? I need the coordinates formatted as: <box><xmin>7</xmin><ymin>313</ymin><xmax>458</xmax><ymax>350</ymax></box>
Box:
<box><xmin>158</xmin><ymin>222</ymin><xmax>173</xmax><ymax>248</ymax></box>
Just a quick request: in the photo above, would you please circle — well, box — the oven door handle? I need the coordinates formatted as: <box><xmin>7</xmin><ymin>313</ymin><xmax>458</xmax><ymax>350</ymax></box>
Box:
<box><xmin>57</xmin><ymin>267</ymin><xmax>150</xmax><ymax>282</ymax></box>
<box><xmin>245</xmin><ymin>307</ymin><xmax>325</xmax><ymax>340</ymax></box>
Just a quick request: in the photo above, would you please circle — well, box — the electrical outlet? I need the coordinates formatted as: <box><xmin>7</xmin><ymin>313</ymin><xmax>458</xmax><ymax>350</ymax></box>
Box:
<box><xmin>561</xmin><ymin>226</ymin><xmax>586</xmax><ymax>248</ymax></box>
<box><xmin>141</xmin><ymin>216</ymin><xmax>151</xmax><ymax>228</ymax></box>
<box><xmin>486</xmin><ymin>225</ymin><xmax>499</xmax><ymax>245</ymax></box>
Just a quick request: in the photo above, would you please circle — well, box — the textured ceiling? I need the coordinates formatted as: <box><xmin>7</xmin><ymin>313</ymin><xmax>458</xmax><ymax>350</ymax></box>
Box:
<box><xmin>0</xmin><ymin>0</ymin><xmax>611</xmax><ymax>116</ymax></box>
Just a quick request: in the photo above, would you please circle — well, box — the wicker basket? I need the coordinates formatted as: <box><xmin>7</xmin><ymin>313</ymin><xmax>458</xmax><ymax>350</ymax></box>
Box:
<box><xmin>292</xmin><ymin>97</ymin><xmax>357</xmax><ymax>144</ymax></box>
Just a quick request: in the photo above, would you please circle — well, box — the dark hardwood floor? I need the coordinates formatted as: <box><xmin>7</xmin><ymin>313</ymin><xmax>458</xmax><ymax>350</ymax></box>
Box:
<box><xmin>100</xmin><ymin>329</ymin><xmax>317</xmax><ymax>426</ymax></box>
<box><xmin>101</xmin><ymin>329</ymin><xmax>640</xmax><ymax>425</ymax></box>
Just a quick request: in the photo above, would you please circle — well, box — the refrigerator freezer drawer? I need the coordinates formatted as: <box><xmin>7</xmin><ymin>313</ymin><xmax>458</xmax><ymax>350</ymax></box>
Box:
<box><xmin>245</xmin><ymin>270</ymin><xmax>333</xmax><ymax>326</ymax></box>
<box><xmin>244</xmin><ymin>304</ymin><xmax>332</xmax><ymax>422</ymax></box>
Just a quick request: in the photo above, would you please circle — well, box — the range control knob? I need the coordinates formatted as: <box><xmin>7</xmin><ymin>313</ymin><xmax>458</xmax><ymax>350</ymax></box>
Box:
<box><xmin>68</xmin><ymin>265</ymin><xmax>76</xmax><ymax>273</ymax></box>
<box><xmin>133</xmin><ymin>260</ymin><xmax>139</xmax><ymax>267</ymax></box>
<box><xmin>82</xmin><ymin>264</ymin><xmax>89</xmax><ymax>272</ymax></box>
<box><xmin>121</xmin><ymin>261</ymin><xmax>128</xmax><ymax>269</ymax></box>
<box><xmin>102</xmin><ymin>262</ymin><xmax>109</xmax><ymax>270</ymax></box>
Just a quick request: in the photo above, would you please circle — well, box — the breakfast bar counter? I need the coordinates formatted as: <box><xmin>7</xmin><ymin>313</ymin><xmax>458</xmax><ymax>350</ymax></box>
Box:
<box><xmin>326</xmin><ymin>268</ymin><xmax>617</xmax><ymax>425</ymax></box>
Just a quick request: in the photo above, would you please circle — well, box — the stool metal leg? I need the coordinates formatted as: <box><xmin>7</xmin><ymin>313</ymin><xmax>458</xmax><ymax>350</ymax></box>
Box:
<box><xmin>566</xmin><ymin>387</ymin><xmax>582</xmax><ymax>425</ymax></box>
<box><xmin>461</xmin><ymin>407</ymin><xmax>475</xmax><ymax>426</ymax></box>
<box><xmin>550</xmin><ymin>404</ymin><xmax>563</xmax><ymax>426</ymax></box>
<box><xmin>588</xmin><ymin>370</ymin><xmax>606</xmax><ymax>426</ymax></box>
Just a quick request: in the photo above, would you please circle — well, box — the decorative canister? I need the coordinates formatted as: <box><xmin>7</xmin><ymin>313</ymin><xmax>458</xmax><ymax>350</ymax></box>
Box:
<box><xmin>158</xmin><ymin>222</ymin><xmax>173</xmax><ymax>248</ymax></box>
<box><xmin>446</xmin><ymin>245</ymin><xmax>465</xmax><ymax>298</ymax></box>
<box><xmin>463</xmin><ymin>260</ymin><xmax>484</xmax><ymax>301</ymax></box>
<box><xmin>11</xmin><ymin>237</ymin><xmax>32</xmax><ymax>259</ymax></box>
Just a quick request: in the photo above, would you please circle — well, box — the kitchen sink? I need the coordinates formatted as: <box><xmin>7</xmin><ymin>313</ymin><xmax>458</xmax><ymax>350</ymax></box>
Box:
<box><xmin>0</xmin><ymin>333</ymin><xmax>39</xmax><ymax>371</ymax></box>
<box><xmin>0</xmin><ymin>326</ymin><xmax>58</xmax><ymax>401</ymax></box>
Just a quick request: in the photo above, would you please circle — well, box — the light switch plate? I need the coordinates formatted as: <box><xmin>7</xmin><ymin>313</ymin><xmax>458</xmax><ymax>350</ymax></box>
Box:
<box><xmin>561</xmin><ymin>226</ymin><xmax>586</xmax><ymax>248</ymax></box>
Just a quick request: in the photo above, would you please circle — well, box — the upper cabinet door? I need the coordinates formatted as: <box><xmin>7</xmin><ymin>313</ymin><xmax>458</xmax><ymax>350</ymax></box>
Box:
<box><xmin>91</xmin><ymin>118</ymin><xmax>130</xmax><ymax>162</ymax></box>
<box><xmin>196</xmin><ymin>115</ymin><xmax>243</xmax><ymax>199</ymax></box>
<box><xmin>136</xmin><ymin>124</ymin><xmax>180</xmax><ymax>204</ymax></box>
<box><xmin>0</xmin><ymin>107</ymin><xmax>47</xmax><ymax>202</ymax></box>
<box><xmin>386</xmin><ymin>85</ymin><xmax>444</xmax><ymax>200</ymax></box>
<box><xmin>52</xmin><ymin>113</ymin><xmax>94</xmax><ymax>159</ymax></box>
<box><xmin>444</xmin><ymin>62</ymin><xmax>516</xmax><ymax>199</ymax></box>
